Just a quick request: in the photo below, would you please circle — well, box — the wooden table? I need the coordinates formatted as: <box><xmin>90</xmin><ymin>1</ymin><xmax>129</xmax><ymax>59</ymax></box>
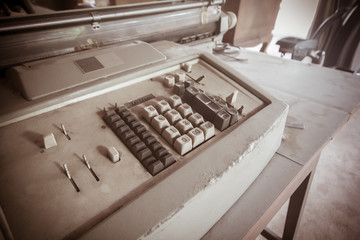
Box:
<box><xmin>202</xmin><ymin>50</ymin><xmax>360</xmax><ymax>239</ymax></box>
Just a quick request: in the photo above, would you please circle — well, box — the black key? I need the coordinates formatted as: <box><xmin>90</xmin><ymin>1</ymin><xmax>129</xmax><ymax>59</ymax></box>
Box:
<box><xmin>149</xmin><ymin>141</ymin><xmax>162</xmax><ymax>152</ymax></box>
<box><xmin>183</xmin><ymin>86</ymin><xmax>200</xmax><ymax>103</ymax></box>
<box><xmin>121</xmin><ymin>130</ymin><xmax>135</xmax><ymax>142</ymax></box>
<box><xmin>132</xmin><ymin>142</ymin><xmax>146</xmax><ymax>153</ymax></box>
<box><xmin>155</xmin><ymin>147</ymin><xmax>168</xmax><ymax>159</ymax></box>
<box><xmin>185</xmin><ymin>79</ymin><xmax>194</xmax><ymax>88</ymax></box>
<box><xmin>104</xmin><ymin>110</ymin><xmax>116</xmax><ymax>118</ymax></box>
<box><xmin>129</xmin><ymin>120</ymin><xmax>141</xmax><ymax>129</ymax></box>
<box><xmin>174</xmin><ymin>82</ymin><xmax>185</xmax><ymax>96</ymax></box>
<box><xmin>133</xmin><ymin>125</ymin><xmax>146</xmax><ymax>135</ymax></box>
<box><xmin>213</xmin><ymin>110</ymin><xmax>231</xmax><ymax>131</ymax></box>
<box><xmin>136</xmin><ymin>147</ymin><xmax>152</xmax><ymax>161</ymax></box>
<box><xmin>115</xmin><ymin>106</ymin><xmax>127</xmax><ymax>114</ymax></box>
<box><xmin>119</xmin><ymin>110</ymin><xmax>132</xmax><ymax>118</ymax></box>
<box><xmin>105</xmin><ymin>114</ymin><xmax>120</xmax><ymax>124</ymax></box>
<box><xmin>206</xmin><ymin>101</ymin><xmax>222</xmax><ymax>121</ymax></box>
<box><xmin>111</xmin><ymin>119</ymin><xmax>125</xmax><ymax>130</ymax></box>
<box><xmin>139</xmin><ymin>130</ymin><xmax>152</xmax><ymax>140</ymax></box>
<box><xmin>192</xmin><ymin>93</ymin><xmax>220</xmax><ymax>121</ymax></box>
<box><xmin>226</xmin><ymin>107</ymin><xmax>239</xmax><ymax>126</ymax></box>
<box><xmin>126</xmin><ymin>136</ymin><xmax>141</xmax><ymax>147</ymax></box>
<box><xmin>124</xmin><ymin>114</ymin><xmax>136</xmax><ymax>124</ymax></box>
<box><xmin>144</xmin><ymin>136</ymin><xmax>157</xmax><ymax>146</ymax></box>
<box><xmin>142</xmin><ymin>156</ymin><xmax>156</xmax><ymax>166</ymax></box>
<box><xmin>160</xmin><ymin>154</ymin><xmax>176</xmax><ymax>167</ymax></box>
<box><xmin>115</xmin><ymin>125</ymin><xmax>130</xmax><ymax>137</ymax></box>
<box><xmin>146</xmin><ymin>159</ymin><xmax>164</xmax><ymax>176</ymax></box>
<box><xmin>215</xmin><ymin>97</ymin><xmax>227</xmax><ymax>108</ymax></box>
<box><xmin>192</xmin><ymin>93</ymin><xmax>211</xmax><ymax>113</ymax></box>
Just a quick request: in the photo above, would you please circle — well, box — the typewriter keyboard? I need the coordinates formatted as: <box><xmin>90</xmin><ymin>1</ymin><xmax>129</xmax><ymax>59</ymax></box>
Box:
<box><xmin>103</xmin><ymin>81</ymin><xmax>241</xmax><ymax>176</ymax></box>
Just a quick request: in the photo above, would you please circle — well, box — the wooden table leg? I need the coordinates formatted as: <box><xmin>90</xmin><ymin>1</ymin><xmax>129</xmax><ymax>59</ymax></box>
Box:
<box><xmin>282</xmin><ymin>170</ymin><xmax>316</xmax><ymax>240</ymax></box>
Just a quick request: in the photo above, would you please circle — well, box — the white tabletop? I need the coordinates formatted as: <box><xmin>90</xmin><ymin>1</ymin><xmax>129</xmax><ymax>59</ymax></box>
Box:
<box><xmin>203</xmin><ymin>50</ymin><xmax>360</xmax><ymax>239</ymax></box>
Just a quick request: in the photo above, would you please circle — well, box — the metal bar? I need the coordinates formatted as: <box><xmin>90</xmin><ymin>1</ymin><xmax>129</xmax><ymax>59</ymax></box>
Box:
<box><xmin>89</xmin><ymin>168</ymin><xmax>100</xmax><ymax>182</ymax></box>
<box><xmin>83</xmin><ymin>155</ymin><xmax>100</xmax><ymax>181</ymax></box>
<box><xmin>70</xmin><ymin>178</ymin><xmax>80</xmax><ymax>192</ymax></box>
<box><xmin>0</xmin><ymin>7</ymin><xmax>219</xmax><ymax>69</ymax></box>
<box><xmin>0</xmin><ymin>1</ymin><xmax>210</xmax><ymax>33</ymax></box>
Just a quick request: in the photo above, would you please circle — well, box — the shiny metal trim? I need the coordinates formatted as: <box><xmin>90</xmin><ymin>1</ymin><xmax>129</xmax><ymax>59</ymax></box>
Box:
<box><xmin>0</xmin><ymin>1</ymin><xmax>209</xmax><ymax>33</ymax></box>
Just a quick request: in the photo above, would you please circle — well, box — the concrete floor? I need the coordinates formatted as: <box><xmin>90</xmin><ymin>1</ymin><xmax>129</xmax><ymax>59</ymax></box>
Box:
<box><xmin>257</xmin><ymin>108</ymin><xmax>360</xmax><ymax>239</ymax></box>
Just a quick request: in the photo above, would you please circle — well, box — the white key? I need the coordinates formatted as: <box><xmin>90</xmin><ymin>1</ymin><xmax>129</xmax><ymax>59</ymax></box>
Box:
<box><xmin>177</xmin><ymin>103</ymin><xmax>193</xmax><ymax>118</ymax></box>
<box><xmin>187</xmin><ymin>128</ymin><xmax>205</xmax><ymax>148</ymax></box>
<box><xmin>162</xmin><ymin>126</ymin><xmax>181</xmax><ymax>144</ymax></box>
<box><xmin>164</xmin><ymin>109</ymin><xmax>182</xmax><ymax>125</ymax></box>
<box><xmin>182</xmin><ymin>63</ymin><xmax>192</xmax><ymax>72</ymax></box>
<box><xmin>143</xmin><ymin>105</ymin><xmax>158</xmax><ymax>123</ymax></box>
<box><xmin>200</xmin><ymin>121</ymin><xmax>215</xmax><ymax>140</ymax></box>
<box><xmin>168</xmin><ymin>95</ymin><xmax>182</xmax><ymax>108</ymax></box>
<box><xmin>188</xmin><ymin>113</ymin><xmax>205</xmax><ymax>127</ymax></box>
<box><xmin>175</xmin><ymin>119</ymin><xmax>193</xmax><ymax>134</ymax></box>
<box><xmin>175</xmin><ymin>72</ymin><xmax>186</xmax><ymax>82</ymax></box>
<box><xmin>108</xmin><ymin>146</ymin><xmax>120</xmax><ymax>163</ymax></box>
<box><xmin>154</xmin><ymin>100</ymin><xmax>171</xmax><ymax>114</ymax></box>
<box><xmin>164</xmin><ymin>75</ymin><xmax>175</xmax><ymax>87</ymax></box>
<box><xmin>151</xmin><ymin>115</ymin><xmax>170</xmax><ymax>134</ymax></box>
<box><xmin>174</xmin><ymin>135</ymin><xmax>192</xmax><ymax>155</ymax></box>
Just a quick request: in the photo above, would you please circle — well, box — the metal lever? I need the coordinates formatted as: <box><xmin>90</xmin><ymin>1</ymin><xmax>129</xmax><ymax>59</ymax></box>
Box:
<box><xmin>83</xmin><ymin>155</ymin><xmax>100</xmax><ymax>181</ymax></box>
<box><xmin>63</xmin><ymin>163</ymin><xmax>80</xmax><ymax>192</ymax></box>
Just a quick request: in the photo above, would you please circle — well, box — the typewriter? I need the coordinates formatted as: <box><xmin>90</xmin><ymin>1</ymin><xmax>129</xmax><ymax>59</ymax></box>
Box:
<box><xmin>0</xmin><ymin>1</ymin><xmax>288</xmax><ymax>239</ymax></box>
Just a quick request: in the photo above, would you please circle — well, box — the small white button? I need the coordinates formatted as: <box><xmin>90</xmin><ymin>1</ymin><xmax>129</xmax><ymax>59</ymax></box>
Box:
<box><xmin>175</xmin><ymin>72</ymin><xmax>186</xmax><ymax>82</ymax></box>
<box><xmin>200</xmin><ymin>121</ymin><xmax>215</xmax><ymax>140</ymax></box>
<box><xmin>175</xmin><ymin>119</ymin><xmax>193</xmax><ymax>135</ymax></box>
<box><xmin>188</xmin><ymin>113</ymin><xmax>205</xmax><ymax>127</ymax></box>
<box><xmin>162</xmin><ymin>126</ymin><xmax>181</xmax><ymax>144</ymax></box>
<box><xmin>44</xmin><ymin>133</ymin><xmax>57</xmax><ymax>149</ymax></box>
<box><xmin>177</xmin><ymin>103</ymin><xmax>193</xmax><ymax>118</ymax></box>
<box><xmin>151</xmin><ymin>115</ymin><xmax>170</xmax><ymax>134</ymax></box>
<box><xmin>187</xmin><ymin>128</ymin><xmax>205</xmax><ymax>148</ymax></box>
<box><xmin>108</xmin><ymin>146</ymin><xmax>120</xmax><ymax>163</ymax></box>
<box><xmin>143</xmin><ymin>105</ymin><xmax>158</xmax><ymax>123</ymax></box>
<box><xmin>174</xmin><ymin>135</ymin><xmax>192</xmax><ymax>155</ymax></box>
<box><xmin>154</xmin><ymin>100</ymin><xmax>171</xmax><ymax>114</ymax></box>
<box><xmin>168</xmin><ymin>95</ymin><xmax>182</xmax><ymax>108</ymax></box>
<box><xmin>182</xmin><ymin>63</ymin><xmax>192</xmax><ymax>72</ymax></box>
<box><xmin>164</xmin><ymin>109</ymin><xmax>182</xmax><ymax>125</ymax></box>
<box><xmin>164</xmin><ymin>75</ymin><xmax>175</xmax><ymax>87</ymax></box>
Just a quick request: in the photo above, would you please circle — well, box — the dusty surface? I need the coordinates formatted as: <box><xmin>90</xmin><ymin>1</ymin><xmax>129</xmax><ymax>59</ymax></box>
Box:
<box><xmin>257</xmin><ymin>108</ymin><xmax>360</xmax><ymax>240</ymax></box>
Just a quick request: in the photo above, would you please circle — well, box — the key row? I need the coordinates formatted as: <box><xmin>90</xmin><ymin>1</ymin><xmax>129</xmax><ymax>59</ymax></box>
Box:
<box><xmin>142</xmin><ymin>97</ymin><xmax>215</xmax><ymax>155</ymax></box>
<box><xmin>180</xmin><ymin>86</ymin><xmax>240</xmax><ymax>131</ymax></box>
<box><xmin>103</xmin><ymin>106</ymin><xmax>175</xmax><ymax>176</ymax></box>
